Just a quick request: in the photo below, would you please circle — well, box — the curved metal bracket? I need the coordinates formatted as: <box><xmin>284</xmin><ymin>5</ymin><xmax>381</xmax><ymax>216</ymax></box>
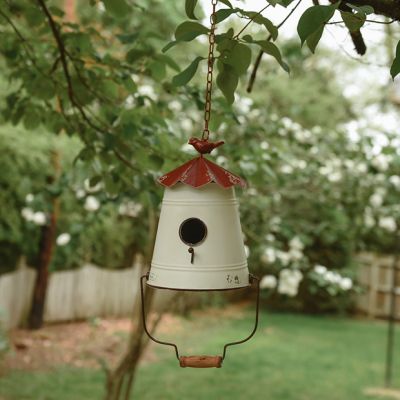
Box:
<box><xmin>140</xmin><ymin>273</ymin><xmax>260</xmax><ymax>367</ymax></box>
<box><xmin>222</xmin><ymin>273</ymin><xmax>260</xmax><ymax>360</ymax></box>
<box><xmin>140</xmin><ymin>273</ymin><xmax>180</xmax><ymax>360</ymax></box>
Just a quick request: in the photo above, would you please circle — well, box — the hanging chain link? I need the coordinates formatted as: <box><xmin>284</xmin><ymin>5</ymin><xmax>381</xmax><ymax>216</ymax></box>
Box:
<box><xmin>201</xmin><ymin>0</ymin><xmax>218</xmax><ymax>141</ymax></box>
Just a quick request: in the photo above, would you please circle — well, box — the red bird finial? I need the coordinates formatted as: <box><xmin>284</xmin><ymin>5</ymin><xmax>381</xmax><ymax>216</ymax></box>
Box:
<box><xmin>188</xmin><ymin>137</ymin><xmax>225</xmax><ymax>155</ymax></box>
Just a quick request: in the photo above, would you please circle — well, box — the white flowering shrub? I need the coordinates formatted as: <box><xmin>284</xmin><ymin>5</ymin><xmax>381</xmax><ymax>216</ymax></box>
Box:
<box><xmin>221</xmin><ymin>69</ymin><xmax>400</xmax><ymax>312</ymax></box>
<box><xmin>258</xmin><ymin>236</ymin><xmax>360</xmax><ymax>312</ymax></box>
<box><xmin>0</xmin><ymin>127</ymin><xmax>148</xmax><ymax>271</ymax></box>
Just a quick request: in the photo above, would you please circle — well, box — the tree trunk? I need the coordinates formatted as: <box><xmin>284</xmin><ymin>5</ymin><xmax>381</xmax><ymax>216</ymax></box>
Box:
<box><xmin>104</xmin><ymin>207</ymin><xmax>158</xmax><ymax>400</ymax></box>
<box><xmin>28</xmin><ymin>150</ymin><xmax>60</xmax><ymax>329</ymax></box>
<box><xmin>104</xmin><ymin>265</ymin><xmax>155</xmax><ymax>400</ymax></box>
<box><xmin>104</xmin><ymin>269</ymin><xmax>181</xmax><ymax>400</ymax></box>
<box><xmin>104</xmin><ymin>208</ymin><xmax>181</xmax><ymax>400</ymax></box>
<box><xmin>28</xmin><ymin>0</ymin><xmax>74</xmax><ymax>330</ymax></box>
<box><xmin>27</xmin><ymin>203</ymin><xmax>59</xmax><ymax>329</ymax></box>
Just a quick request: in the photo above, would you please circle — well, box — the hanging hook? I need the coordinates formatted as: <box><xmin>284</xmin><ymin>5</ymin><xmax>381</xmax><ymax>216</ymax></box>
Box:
<box><xmin>188</xmin><ymin>247</ymin><xmax>194</xmax><ymax>264</ymax></box>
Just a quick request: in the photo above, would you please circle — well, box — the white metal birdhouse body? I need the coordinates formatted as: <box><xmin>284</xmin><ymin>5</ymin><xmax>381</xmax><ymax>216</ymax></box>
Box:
<box><xmin>148</xmin><ymin>182</ymin><xmax>249</xmax><ymax>290</ymax></box>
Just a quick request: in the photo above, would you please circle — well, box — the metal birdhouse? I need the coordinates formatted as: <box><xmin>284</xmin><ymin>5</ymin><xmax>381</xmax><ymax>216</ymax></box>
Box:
<box><xmin>140</xmin><ymin>140</ymin><xmax>260</xmax><ymax>368</ymax></box>
<box><xmin>140</xmin><ymin>0</ymin><xmax>259</xmax><ymax>368</ymax></box>
<box><xmin>149</xmin><ymin>152</ymin><xmax>249</xmax><ymax>291</ymax></box>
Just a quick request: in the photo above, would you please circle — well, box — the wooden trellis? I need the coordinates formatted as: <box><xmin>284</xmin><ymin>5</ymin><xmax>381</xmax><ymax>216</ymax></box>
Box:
<box><xmin>357</xmin><ymin>252</ymin><xmax>400</xmax><ymax>320</ymax></box>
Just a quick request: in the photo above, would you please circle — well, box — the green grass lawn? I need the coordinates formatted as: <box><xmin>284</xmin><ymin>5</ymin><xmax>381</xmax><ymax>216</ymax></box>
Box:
<box><xmin>0</xmin><ymin>309</ymin><xmax>399</xmax><ymax>400</ymax></box>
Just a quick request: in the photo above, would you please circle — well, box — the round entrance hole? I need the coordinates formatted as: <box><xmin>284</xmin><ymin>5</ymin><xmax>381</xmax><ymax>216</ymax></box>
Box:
<box><xmin>179</xmin><ymin>218</ymin><xmax>207</xmax><ymax>246</ymax></box>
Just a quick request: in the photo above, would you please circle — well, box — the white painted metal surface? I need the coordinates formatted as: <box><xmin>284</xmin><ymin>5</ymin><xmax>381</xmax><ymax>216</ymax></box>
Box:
<box><xmin>149</xmin><ymin>183</ymin><xmax>249</xmax><ymax>290</ymax></box>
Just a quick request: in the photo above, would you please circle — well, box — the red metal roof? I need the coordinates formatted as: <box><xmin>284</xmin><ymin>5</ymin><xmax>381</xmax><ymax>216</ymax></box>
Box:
<box><xmin>158</xmin><ymin>156</ymin><xmax>246</xmax><ymax>189</ymax></box>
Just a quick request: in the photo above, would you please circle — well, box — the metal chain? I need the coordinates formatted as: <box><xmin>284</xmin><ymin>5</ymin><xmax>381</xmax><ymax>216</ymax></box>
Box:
<box><xmin>201</xmin><ymin>0</ymin><xmax>218</xmax><ymax>141</ymax></box>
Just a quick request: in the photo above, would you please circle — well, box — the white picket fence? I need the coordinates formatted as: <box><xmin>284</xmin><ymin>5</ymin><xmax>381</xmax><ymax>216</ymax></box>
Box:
<box><xmin>3</xmin><ymin>252</ymin><xmax>397</xmax><ymax>329</ymax></box>
<box><xmin>0</xmin><ymin>260</ymin><xmax>141</xmax><ymax>329</ymax></box>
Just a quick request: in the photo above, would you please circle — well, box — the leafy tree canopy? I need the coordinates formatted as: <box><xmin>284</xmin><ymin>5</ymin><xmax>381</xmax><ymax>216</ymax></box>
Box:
<box><xmin>0</xmin><ymin>0</ymin><xmax>398</xmax><ymax>180</ymax></box>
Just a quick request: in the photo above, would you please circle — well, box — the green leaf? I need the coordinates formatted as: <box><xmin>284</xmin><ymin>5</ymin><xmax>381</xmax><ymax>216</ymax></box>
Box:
<box><xmin>243</xmin><ymin>12</ymin><xmax>278</xmax><ymax>41</ymax></box>
<box><xmin>89</xmin><ymin>175</ymin><xmax>102</xmax><ymax>187</ymax></box>
<box><xmin>162</xmin><ymin>41</ymin><xmax>178</xmax><ymax>53</ymax></box>
<box><xmin>102</xmin><ymin>80</ymin><xmax>119</xmax><ymax>99</ymax></box>
<box><xmin>219</xmin><ymin>0</ymin><xmax>233</xmax><ymax>8</ymax></box>
<box><xmin>243</xmin><ymin>35</ymin><xmax>253</xmax><ymax>43</ymax></box>
<box><xmin>276</xmin><ymin>0</ymin><xmax>295</xmax><ymax>7</ymax></box>
<box><xmin>185</xmin><ymin>0</ymin><xmax>198</xmax><ymax>19</ymax></box>
<box><xmin>65</xmin><ymin>32</ymin><xmax>94</xmax><ymax>55</ymax></box>
<box><xmin>217</xmin><ymin>37</ymin><xmax>235</xmax><ymax>52</ymax></box>
<box><xmin>126</xmin><ymin>48</ymin><xmax>149</xmax><ymax>63</ymax></box>
<box><xmin>121</xmin><ymin>76</ymin><xmax>137</xmax><ymax>93</ymax></box>
<box><xmin>297</xmin><ymin>4</ymin><xmax>337</xmax><ymax>45</ymax></box>
<box><xmin>306</xmin><ymin>25</ymin><xmax>324</xmax><ymax>53</ymax></box>
<box><xmin>45</xmin><ymin>112</ymin><xmax>64</xmax><ymax>134</ymax></box>
<box><xmin>71</xmin><ymin>77</ymin><xmax>93</xmax><ymax>105</ymax></box>
<box><xmin>102</xmin><ymin>0</ymin><xmax>131</xmax><ymax>18</ymax></box>
<box><xmin>149</xmin><ymin>155</ymin><xmax>164</xmax><ymax>170</ymax></box>
<box><xmin>149</xmin><ymin>60</ymin><xmax>166</xmax><ymax>81</ymax></box>
<box><xmin>340</xmin><ymin>11</ymin><xmax>365</xmax><ymax>32</ymax></box>
<box><xmin>256</xmin><ymin>41</ymin><xmax>289</xmax><ymax>73</ymax></box>
<box><xmin>157</xmin><ymin>54</ymin><xmax>180</xmax><ymax>71</ymax></box>
<box><xmin>104</xmin><ymin>175</ymin><xmax>120</xmax><ymax>196</ymax></box>
<box><xmin>116</xmin><ymin>32</ymin><xmax>140</xmax><ymax>44</ymax></box>
<box><xmin>48</xmin><ymin>6</ymin><xmax>64</xmax><ymax>17</ymax></box>
<box><xmin>26</xmin><ymin>76</ymin><xmax>56</xmax><ymax>101</ymax></box>
<box><xmin>172</xmin><ymin>56</ymin><xmax>204</xmax><ymax>86</ymax></box>
<box><xmin>225</xmin><ymin>28</ymin><xmax>235</xmax><ymax>38</ymax></box>
<box><xmin>25</xmin><ymin>6</ymin><xmax>45</xmax><ymax>27</ymax></box>
<box><xmin>347</xmin><ymin>4</ymin><xmax>374</xmax><ymax>15</ymax></box>
<box><xmin>390</xmin><ymin>41</ymin><xmax>400</xmax><ymax>79</ymax></box>
<box><xmin>216</xmin><ymin>63</ymin><xmax>238</xmax><ymax>104</ymax></box>
<box><xmin>261</xmin><ymin>17</ymin><xmax>279</xmax><ymax>41</ymax></box>
<box><xmin>75</xmin><ymin>147</ymin><xmax>95</xmax><ymax>163</ymax></box>
<box><xmin>23</xmin><ymin>109</ymin><xmax>41</xmax><ymax>130</ymax></box>
<box><xmin>175</xmin><ymin>21</ymin><xmax>209</xmax><ymax>42</ymax></box>
<box><xmin>359</xmin><ymin>5</ymin><xmax>374</xmax><ymax>14</ymax></box>
<box><xmin>216</xmin><ymin>8</ymin><xmax>239</xmax><ymax>23</ymax></box>
<box><xmin>223</xmin><ymin>42</ymin><xmax>252</xmax><ymax>75</ymax></box>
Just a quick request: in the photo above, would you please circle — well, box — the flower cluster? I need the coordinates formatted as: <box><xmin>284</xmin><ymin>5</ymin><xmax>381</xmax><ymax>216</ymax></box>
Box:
<box><xmin>56</xmin><ymin>233</ymin><xmax>71</xmax><ymax>246</ymax></box>
<box><xmin>259</xmin><ymin>228</ymin><xmax>356</xmax><ymax>300</ymax></box>
<box><xmin>260</xmin><ymin>236</ymin><xmax>305</xmax><ymax>297</ymax></box>
<box><xmin>84</xmin><ymin>196</ymin><xmax>100</xmax><ymax>212</ymax></box>
<box><xmin>20</xmin><ymin>194</ymin><xmax>47</xmax><ymax>226</ymax></box>
<box><xmin>311</xmin><ymin>265</ymin><xmax>353</xmax><ymax>291</ymax></box>
<box><xmin>118</xmin><ymin>201</ymin><xmax>143</xmax><ymax>218</ymax></box>
<box><xmin>21</xmin><ymin>208</ymin><xmax>47</xmax><ymax>226</ymax></box>
<box><xmin>277</xmin><ymin>269</ymin><xmax>303</xmax><ymax>297</ymax></box>
<box><xmin>260</xmin><ymin>236</ymin><xmax>304</xmax><ymax>266</ymax></box>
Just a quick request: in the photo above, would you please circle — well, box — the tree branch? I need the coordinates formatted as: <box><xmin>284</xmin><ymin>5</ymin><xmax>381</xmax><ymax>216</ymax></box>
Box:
<box><xmin>0</xmin><ymin>9</ymin><xmax>56</xmax><ymax>81</ymax></box>
<box><xmin>339</xmin><ymin>0</ymin><xmax>400</xmax><ymax>20</ymax></box>
<box><xmin>234</xmin><ymin>4</ymin><xmax>270</xmax><ymax>39</ymax></box>
<box><xmin>36</xmin><ymin>0</ymin><xmax>75</xmax><ymax>104</ymax></box>
<box><xmin>36</xmin><ymin>0</ymin><xmax>141</xmax><ymax>174</ymax></box>
<box><xmin>339</xmin><ymin>3</ymin><xmax>366</xmax><ymax>55</ymax></box>
<box><xmin>247</xmin><ymin>0</ymin><xmax>303</xmax><ymax>93</ymax></box>
<box><xmin>328</xmin><ymin>19</ymin><xmax>397</xmax><ymax>24</ymax></box>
